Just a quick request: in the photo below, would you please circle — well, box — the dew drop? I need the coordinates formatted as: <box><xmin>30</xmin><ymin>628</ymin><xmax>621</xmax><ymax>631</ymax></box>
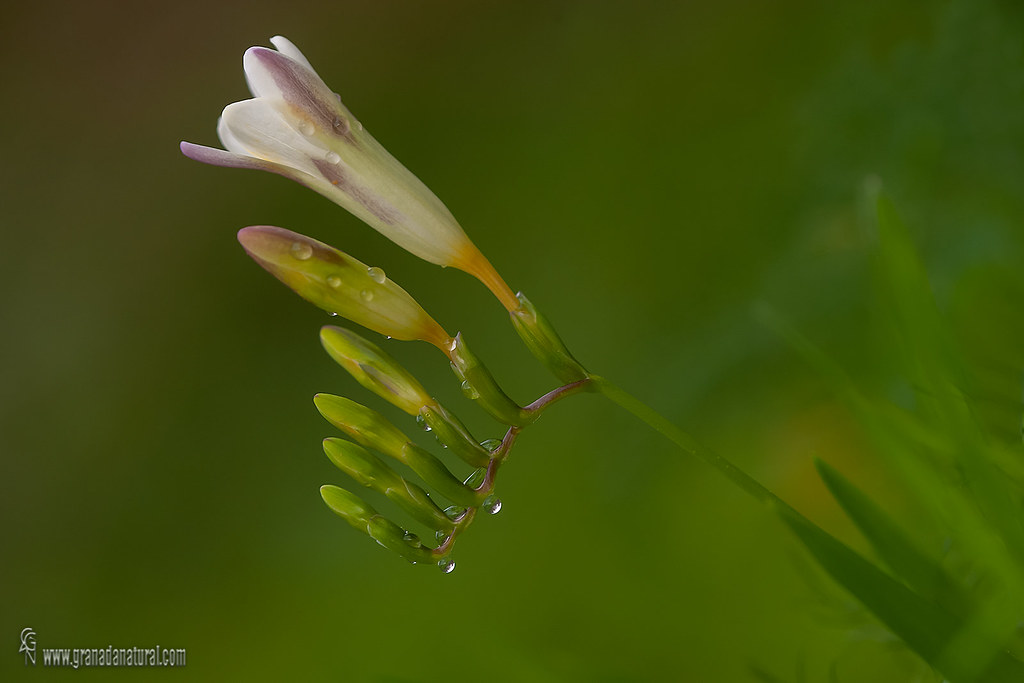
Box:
<box><xmin>333</xmin><ymin>92</ymin><xmax>342</xmax><ymax>102</ymax></box>
<box><xmin>415</xmin><ymin>412</ymin><xmax>432</xmax><ymax>432</ymax></box>
<box><xmin>479</xmin><ymin>438</ymin><xmax>502</xmax><ymax>452</ymax></box>
<box><xmin>444</xmin><ymin>505</ymin><xmax>467</xmax><ymax>521</ymax></box>
<box><xmin>327</xmin><ymin>312</ymin><xmax>339</xmax><ymax>317</ymax></box>
<box><xmin>298</xmin><ymin>121</ymin><xmax>315</xmax><ymax>136</ymax></box>
<box><xmin>326</xmin><ymin>275</ymin><xmax>342</xmax><ymax>288</ymax></box>
<box><xmin>360</xmin><ymin>289</ymin><xmax>374</xmax><ymax>302</ymax></box>
<box><xmin>463</xmin><ymin>467</ymin><xmax>486</xmax><ymax>488</ymax></box>
<box><xmin>331</xmin><ymin>116</ymin><xmax>349</xmax><ymax>135</ymax></box>
<box><xmin>438</xmin><ymin>557</ymin><xmax>455</xmax><ymax>574</ymax></box>
<box><xmin>435</xmin><ymin>529</ymin><xmax>449</xmax><ymax>543</ymax></box>
<box><xmin>355</xmin><ymin>120</ymin><xmax>364</xmax><ymax>131</ymax></box>
<box><xmin>325</xmin><ymin>151</ymin><xmax>341</xmax><ymax>164</ymax></box>
<box><xmin>367</xmin><ymin>266</ymin><xmax>386</xmax><ymax>283</ymax></box>
<box><xmin>289</xmin><ymin>241</ymin><xmax>313</xmax><ymax>260</ymax></box>
<box><xmin>402</xmin><ymin>531</ymin><xmax>422</xmax><ymax>548</ymax></box>
<box><xmin>461</xmin><ymin>380</ymin><xmax>480</xmax><ymax>400</ymax></box>
<box><xmin>483</xmin><ymin>495</ymin><xmax>502</xmax><ymax>515</ymax></box>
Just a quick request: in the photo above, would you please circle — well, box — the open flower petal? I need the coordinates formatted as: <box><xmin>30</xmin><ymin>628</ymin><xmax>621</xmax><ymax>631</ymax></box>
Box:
<box><xmin>180</xmin><ymin>36</ymin><xmax>519</xmax><ymax>308</ymax></box>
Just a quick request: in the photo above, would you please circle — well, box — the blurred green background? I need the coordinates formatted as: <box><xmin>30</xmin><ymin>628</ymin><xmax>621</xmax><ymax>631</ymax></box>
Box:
<box><xmin>2</xmin><ymin>0</ymin><xmax>1023</xmax><ymax>680</ymax></box>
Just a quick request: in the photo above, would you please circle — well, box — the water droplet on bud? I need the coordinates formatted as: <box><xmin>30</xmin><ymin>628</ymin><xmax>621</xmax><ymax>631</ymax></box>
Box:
<box><xmin>416</xmin><ymin>412</ymin><xmax>432</xmax><ymax>432</ymax></box>
<box><xmin>360</xmin><ymin>289</ymin><xmax>374</xmax><ymax>301</ymax></box>
<box><xmin>298</xmin><ymin>121</ymin><xmax>315</xmax><ymax>136</ymax></box>
<box><xmin>331</xmin><ymin>116</ymin><xmax>349</xmax><ymax>135</ymax></box>
<box><xmin>438</xmin><ymin>557</ymin><xmax>455</xmax><ymax>574</ymax></box>
<box><xmin>325</xmin><ymin>151</ymin><xmax>341</xmax><ymax>164</ymax></box>
<box><xmin>444</xmin><ymin>506</ymin><xmax>467</xmax><ymax>521</ymax></box>
<box><xmin>366</xmin><ymin>266</ymin><xmax>386</xmax><ymax>283</ymax></box>
<box><xmin>327</xmin><ymin>312</ymin><xmax>339</xmax><ymax>317</ymax></box>
<box><xmin>479</xmin><ymin>439</ymin><xmax>502</xmax><ymax>452</ymax></box>
<box><xmin>402</xmin><ymin>532</ymin><xmax>422</xmax><ymax>548</ymax></box>
<box><xmin>355</xmin><ymin>120</ymin><xmax>364</xmax><ymax>131</ymax></box>
<box><xmin>463</xmin><ymin>468</ymin><xmax>486</xmax><ymax>488</ymax></box>
<box><xmin>326</xmin><ymin>275</ymin><xmax>342</xmax><ymax>288</ymax></box>
<box><xmin>483</xmin><ymin>495</ymin><xmax>502</xmax><ymax>515</ymax></box>
<box><xmin>461</xmin><ymin>380</ymin><xmax>480</xmax><ymax>400</ymax></box>
<box><xmin>290</xmin><ymin>241</ymin><xmax>313</xmax><ymax>260</ymax></box>
<box><xmin>435</xmin><ymin>529</ymin><xmax>449</xmax><ymax>543</ymax></box>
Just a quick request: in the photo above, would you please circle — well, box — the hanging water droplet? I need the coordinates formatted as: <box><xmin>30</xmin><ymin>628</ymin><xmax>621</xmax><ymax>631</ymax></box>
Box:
<box><xmin>326</xmin><ymin>275</ymin><xmax>342</xmax><ymax>288</ymax></box>
<box><xmin>416</xmin><ymin>411</ymin><xmax>432</xmax><ymax>432</ymax></box>
<box><xmin>463</xmin><ymin>468</ymin><xmax>486</xmax><ymax>488</ymax></box>
<box><xmin>298</xmin><ymin>121</ymin><xmax>315</xmax><ymax>136</ymax></box>
<box><xmin>461</xmin><ymin>380</ymin><xmax>480</xmax><ymax>400</ymax></box>
<box><xmin>438</xmin><ymin>557</ymin><xmax>455</xmax><ymax>574</ymax></box>
<box><xmin>366</xmin><ymin>266</ymin><xmax>386</xmax><ymax>283</ymax></box>
<box><xmin>325</xmin><ymin>150</ymin><xmax>341</xmax><ymax>164</ymax></box>
<box><xmin>444</xmin><ymin>506</ymin><xmax>467</xmax><ymax>521</ymax></box>
<box><xmin>290</xmin><ymin>241</ymin><xmax>313</xmax><ymax>260</ymax></box>
<box><xmin>402</xmin><ymin>531</ymin><xmax>422</xmax><ymax>548</ymax></box>
<box><xmin>360</xmin><ymin>289</ymin><xmax>374</xmax><ymax>302</ymax></box>
<box><xmin>482</xmin><ymin>495</ymin><xmax>502</xmax><ymax>515</ymax></box>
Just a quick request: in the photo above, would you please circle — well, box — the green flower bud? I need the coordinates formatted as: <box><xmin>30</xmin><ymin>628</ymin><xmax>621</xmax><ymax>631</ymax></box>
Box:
<box><xmin>320</xmin><ymin>486</ymin><xmax>433</xmax><ymax>564</ymax></box>
<box><xmin>402</xmin><ymin>444</ymin><xmax>485</xmax><ymax>508</ymax></box>
<box><xmin>319</xmin><ymin>326</ymin><xmax>433</xmax><ymax>415</ymax></box>
<box><xmin>313</xmin><ymin>393</ymin><xmax>408</xmax><ymax>460</ymax></box>
<box><xmin>510</xmin><ymin>293</ymin><xmax>588</xmax><ymax>383</ymax></box>
<box><xmin>322</xmin><ymin>438</ymin><xmax>452</xmax><ymax>531</ymax></box>
<box><xmin>238</xmin><ymin>226</ymin><xmax>452</xmax><ymax>351</ymax></box>
<box><xmin>449</xmin><ymin>333</ymin><xmax>531</xmax><ymax>426</ymax></box>
<box><xmin>419</xmin><ymin>404</ymin><xmax>491</xmax><ymax>468</ymax></box>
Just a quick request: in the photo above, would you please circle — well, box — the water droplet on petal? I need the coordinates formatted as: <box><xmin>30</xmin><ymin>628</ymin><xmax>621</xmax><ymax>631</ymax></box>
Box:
<box><xmin>483</xmin><ymin>495</ymin><xmax>502</xmax><ymax>515</ymax></box>
<box><xmin>331</xmin><ymin>116</ymin><xmax>349</xmax><ymax>135</ymax></box>
<box><xmin>355</xmin><ymin>120</ymin><xmax>364</xmax><ymax>131</ymax></box>
<box><xmin>325</xmin><ymin>151</ymin><xmax>341</xmax><ymax>164</ymax></box>
<box><xmin>326</xmin><ymin>275</ymin><xmax>342</xmax><ymax>288</ymax></box>
<box><xmin>290</xmin><ymin>241</ymin><xmax>313</xmax><ymax>260</ymax></box>
<box><xmin>298</xmin><ymin>121</ymin><xmax>315</xmax><ymax>136</ymax></box>
<box><xmin>360</xmin><ymin>289</ymin><xmax>374</xmax><ymax>302</ymax></box>
<box><xmin>367</xmin><ymin>266</ymin><xmax>386</xmax><ymax>283</ymax></box>
<box><xmin>438</xmin><ymin>557</ymin><xmax>455</xmax><ymax>574</ymax></box>
<box><xmin>480</xmin><ymin>438</ymin><xmax>502</xmax><ymax>452</ymax></box>
<box><xmin>461</xmin><ymin>380</ymin><xmax>480</xmax><ymax>400</ymax></box>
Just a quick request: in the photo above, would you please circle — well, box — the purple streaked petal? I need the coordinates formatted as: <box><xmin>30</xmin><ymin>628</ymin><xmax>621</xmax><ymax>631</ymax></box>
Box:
<box><xmin>269</xmin><ymin>36</ymin><xmax>319</xmax><ymax>79</ymax></box>
<box><xmin>179</xmin><ymin>141</ymin><xmax>298</xmax><ymax>179</ymax></box>
<box><xmin>243</xmin><ymin>46</ymin><xmax>355</xmax><ymax>144</ymax></box>
<box><xmin>221</xmin><ymin>98</ymin><xmax>325</xmax><ymax>176</ymax></box>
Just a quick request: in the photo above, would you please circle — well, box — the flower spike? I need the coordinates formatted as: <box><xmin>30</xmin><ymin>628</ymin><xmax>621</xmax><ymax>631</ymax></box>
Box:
<box><xmin>181</xmin><ymin>36</ymin><xmax>517</xmax><ymax>309</ymax></box>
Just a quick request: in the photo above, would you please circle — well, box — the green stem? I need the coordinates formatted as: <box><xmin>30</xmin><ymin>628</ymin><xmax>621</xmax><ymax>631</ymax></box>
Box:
<box><xmin>590</xmin><ymin>374</ymin><xmax>798</xmax><ymax>515</ymax></box>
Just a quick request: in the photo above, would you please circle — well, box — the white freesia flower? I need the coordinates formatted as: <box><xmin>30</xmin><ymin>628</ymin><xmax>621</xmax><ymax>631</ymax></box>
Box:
<box><xmin>181</xmin><ymin>36</ymin><xmax>515</xmax><ymax>307</ymax></box>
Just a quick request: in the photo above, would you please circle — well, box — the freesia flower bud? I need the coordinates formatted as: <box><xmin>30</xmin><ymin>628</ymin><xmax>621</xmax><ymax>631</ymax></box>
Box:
<box><xmin>238</xmin><ymin>226</ymin><xmax>451</xmax><ymax>350</ymax></box>
<box><xmin>182</xmin><ymin>36</ymin><xmax>517</xmax><ymax>309</ymax></box>
<box><xmin>319</xmin><ymin>325</ymin><xmax>432</xmax><ymax>415</ymax></box>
